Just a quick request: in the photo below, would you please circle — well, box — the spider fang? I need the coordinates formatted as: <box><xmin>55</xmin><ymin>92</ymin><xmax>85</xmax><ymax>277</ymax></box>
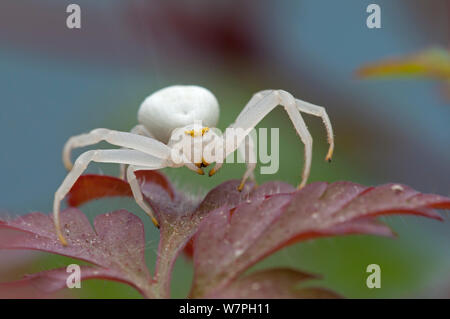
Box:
<box><xmin>208</xmin><ymin>167</ymin><xmax>217</xmax><ymax>177</ymax></box>
<box><xmin>195</xmin><ymin>157</ymin><xmax>210</xmax><ymax>168</ymax></box>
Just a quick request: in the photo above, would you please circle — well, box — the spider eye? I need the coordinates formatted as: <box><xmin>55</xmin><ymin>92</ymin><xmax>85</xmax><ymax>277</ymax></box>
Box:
<box><xmin>184</xmin><ymin>129</ymin><xmax>196</xmax><ymax>137</ymax></box>
<box><xmin>184</xmin><ymin>127</ymin><xmax>210</xmax><ymax>137</ymax></box>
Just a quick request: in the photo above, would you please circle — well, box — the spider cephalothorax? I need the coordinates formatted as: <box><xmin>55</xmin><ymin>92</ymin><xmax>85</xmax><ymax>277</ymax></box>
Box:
<box><xmin>55</xmin><ymin>85</ymin><xmax>334</xmax><ymax>245</ymax></box>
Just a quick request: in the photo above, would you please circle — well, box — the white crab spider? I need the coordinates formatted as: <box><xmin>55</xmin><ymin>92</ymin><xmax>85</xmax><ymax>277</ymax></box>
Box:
<box><xmin>54</xmin><ymin>85</ymin><xmax>334</xmax><ymax>245</ymax></box>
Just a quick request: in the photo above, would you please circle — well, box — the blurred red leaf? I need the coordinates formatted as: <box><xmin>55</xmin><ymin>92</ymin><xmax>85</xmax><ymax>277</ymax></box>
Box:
<box><xmin>3</xmin><ymin>266</ymin><xmax>130</xmax><ymax>294</ymax></box>
<box><xmin>190</xmin><ymin>182</ymin><xmax>449</xmax><ymax>297</ymax></box>
<box><xmin>0</xmin><ymin>278</ymin><xmax>70</xmax><ymax>299</ymax></box>
<box><xmin>126</xmin><ymin>2</ymin><xmax>260</xmax><ymax>62</ymax></box>
<box><xmin>66</xmin><ymin>171</ymin><xmax>174</xmax><ymax>207</ymax></box>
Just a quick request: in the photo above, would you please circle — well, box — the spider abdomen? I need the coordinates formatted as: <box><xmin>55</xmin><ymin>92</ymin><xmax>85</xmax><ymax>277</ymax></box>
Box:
<box><xmin>138</xmin><ymin>85</ymin><xmax>220</xmax><ymax>143</ymax></box>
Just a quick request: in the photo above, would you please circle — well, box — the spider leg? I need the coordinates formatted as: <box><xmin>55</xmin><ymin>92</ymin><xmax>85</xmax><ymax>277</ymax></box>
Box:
<box><xmin>295</xmin><ymin>99</ymin><xmax>334</xmax><ymax>162</ymax></box>
<box><xmin>237</xmin><ymin>132</ymin><xmax>257</xmax><ymax>191</ymax></box>
<box><xmin>54</xmin><ymin>149</ymin><xmax>167</xmax><ymax>246</ymax></box>
<box><xmin>127</xmin><ymin>165</ymin><xmax>159</xmax><ymax>228</ymax></box>
<box><xmin>119</xmin><ymin>125</ymin><xmax>154</xmax><ymax>180</ymax></box>
<box><xmin>209</xmin><ymin>129</ymin><xmax>257</xmax><ymax>187</ymax></box>
<box><xmin>278</xmin><ymin>90</ymin><xmax>312</xmax><ymax>189</ymax></box>
<box><xmin>63</xmin><ymin>128</ymin><xmax>169</xmax><ymax>171</ymax></box>
<box><xmin>209</xmin><ymin>90</ymin><xmax>279</xmax><ymax>178</ymax></box>
<box><xmin>130</xmin><ymin>124</ymin><xmax>153</xmax><ymax>137</ymax></box>
<box><xmin>234</xmin><ymin>90</ymin><xmax>272</xmax><ymax>124</ymax></box>
<box><xmin>213</xmin><ymin>90</ymin><xmax>316</xmax><ymax>189</ymax></box>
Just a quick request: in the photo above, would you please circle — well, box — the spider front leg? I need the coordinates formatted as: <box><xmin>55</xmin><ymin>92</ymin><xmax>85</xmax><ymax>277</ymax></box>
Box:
<box><xmin>119</xmin><ymin>125</ymin><xmax>154</xmax><ymax>180</ymax></box>
<box><xmin>208</xmin><ymin>133</ymin><xmax>257</xmax><ymax>191</ymax></box>
<box><xmin>54</xmin><ymin>149</ymin><xmax>167</xmax><ymax>245</ymax></box>
<box><xmin>279</xmin><ymin>91</ymin><xmax>313</xmax><ymax>189</ymax></box>
<box><xmin>62</xmin><ymin>128</ymin><xmax>169</xmax><ymax>171</ymax></box>
<box><xmin>216</xmin><ymin>90</ymin><xmax>319</xmax><ymax>189</ymax></box>
<box><xmin>236</xmin><ymin>89</ymin><xmax>334</xmax><ymax>163</ymax></box>
<box><xmin>208</xmin><ymin>93</ymin><xmax>270</xmax><ymax>186</ymax></box>
<box><xmin>294</xmin><ymin>99</ymin><xmax>334</xmax><ymax>162</ymax></box>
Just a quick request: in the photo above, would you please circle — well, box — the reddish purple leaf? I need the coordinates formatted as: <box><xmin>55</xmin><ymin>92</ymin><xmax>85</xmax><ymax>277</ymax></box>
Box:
<box><xmin>66</xmin><ymin>171</ymin><xmax>174</xmax><ymax>207</ymax></box>
<box><xmin>0</xmin><ymin>229</ymin><xmax>38</xmax><ymax>280</ymax></box>
<box><xmin>190</xmin><ymin>182</ymin><xmax>449</xmax><ymax>297</ymax></box>
<box><xmin>0</xmin><ymin>209</ymin><xmax>155</xmax><ymax>298</ymax></box>
<box><xmin>208</xmin><ymin>268</ymin><xmax>340</xmax><ymax>299</ymax></box>
<box><xmin>0</xmin><ymin>278</ymin><xmax>70</xmax><ymax>299</ymax></box>
<box><xmin>64</xmin><ymin>173</ymin><xmax>296</xmax><ymax>294</ymax></box>
<box><xmin>5</xmin><ymin>266</ymin><xmax>127</xmax><ymax>293</ymax></box>
<box><xmin>2</xmin><ymin>174</ymin><xmax>449</xmax><ymax>299</ymax></box>
<box><xmin>140</xmin><ymin>179</ymin><xmax>294</xmax><ymax>297</ymax></box>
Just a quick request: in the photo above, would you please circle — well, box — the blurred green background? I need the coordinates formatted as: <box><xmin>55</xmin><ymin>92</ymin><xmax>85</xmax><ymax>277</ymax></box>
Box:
<box><xmin>0</xmin><ymin>0</ymin><xmax>449</xmax><ymax>298</ymax></box>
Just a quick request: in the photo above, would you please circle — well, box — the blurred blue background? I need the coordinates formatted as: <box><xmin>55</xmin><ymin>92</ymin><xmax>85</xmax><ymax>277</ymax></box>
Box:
<box><xmin>0</xmin><ymin>0</ymin><xmax>449</xmax><ymax>298</ymax></box>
